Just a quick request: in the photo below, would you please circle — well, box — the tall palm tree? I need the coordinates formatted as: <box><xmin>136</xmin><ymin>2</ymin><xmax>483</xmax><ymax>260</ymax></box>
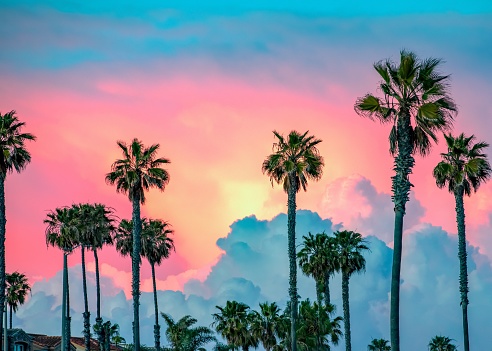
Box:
<box><xmin>161</xmin><ymin>314</ymin><xmax>216</xmax><ymax>351</ymax></box>
<box><xmin>333</xmin><ymin>230</ymin><xmax>369</xmax><ymax>351</ymax></box>
<box><xmin>433</xmin><ymin>133</ymin><xmax>491</xmax><ymax>351</ymax></box>
<box><xmin>88</xmin><ymin>204</ymin><xmax>116</xmax><ymax>351</ymax></box>
<box><xmin>428</xmin><ymin>336</ymin><xmax>457</xmax><ymax>351</ymax></box>
<box><xmin>0</xmin><ymin>111</ymin><xmax>35</xmax><ymax>346</ymax></box>
<box><xmin>367</xmin><ymin>338</ymin><xmax>391</xmax><ymax>351</ymax></box>
<box><xmin>45</xmin><ymin>206</ymin><xmax>79</xmax><ymax>351</ymax></box>
<box><xmin>355</xmin><ymin>51</ymin><xmax>456</xmax><ymax>351</ymax></box>
<box><xmin>6</xmin><ymin>271</ymin><xmax>31</xmax><ymax>328</ymax></box>
<box><xmin>76</xmin><ymin>203</ymin><xmax>94</xmax><ymax>351</ymax></box>
<box><xmin>262</xmin><ymin>130</ymin><xmax>324</xmax><ymax>351</ymax></box>
<box><xmin>76</xmin><ymin>203</ymin><xmax>116</xmax><ymax>351</ymax></box>
<box><xmin>249</xmin><ymin>302</ymin><xmax>284</xmax><ymax>351</ymax></box>
<box><xmin>106</xmin><ymin>138</ymin><xmax>170</xmax><ymax>351</ymax></box>
<box><xmin>142</xmin><ymin>219</ymin><xmax>175</xmax><ymax>351</ymax></box>
<box><xmin>212</xmin><ymin>301</ymin><xmax>255</xmax><ymax>351</ymax></box>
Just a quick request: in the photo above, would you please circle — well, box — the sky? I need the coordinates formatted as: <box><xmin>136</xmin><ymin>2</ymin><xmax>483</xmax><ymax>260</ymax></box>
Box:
<box><xmin>1</xmin><ymin>1</ymin><xmax>492</xmax><ymax>350</ymax></box>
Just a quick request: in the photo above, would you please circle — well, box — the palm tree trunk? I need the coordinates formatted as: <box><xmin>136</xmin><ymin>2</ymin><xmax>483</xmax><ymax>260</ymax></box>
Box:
<box><xmin>342</xmin><ymin>272</ymin><xmax>351</xmax><ymax>351</ymax></box>
<box><xmin>62</xmin><ymin>252</ymin><xmax>68</xmax><ymax>351</ymax></box>
<box><xmin>287</xmin><ymin>173</ymin><xmax>298</xmax><ymax>351</ymax></box>
<box><xmin>9</xmin><ymin>305</ymin><xmax>12</xmax><ymax>329</ymax></box>
<box><xmin>66</xmin><ymin>259</ymin><xmax>72</xmax><ymax>351</ymax></box>
<box><xmin>94</xmin><ymin>249</ymin><xmax>104</xmax><ymax>351</ymax></box>
<box><xmin>81</xmin><ymin>247</ymin><xmax>91</xmax><ymax>351</ymax></box>
<box><xmin>151</xmin><ymin>262</ymin><xmax>160</xmax><ymax>351</ymax></box>
<box><xmin>324</xmin><ymin>272</ymin><xmax>330</xmax><ymax>307</ymax></box>
<box><xmin>0</xmin><ymin>174</ymin><xmax>6</xmax><ymax>351</ymax></box>
<box><xmin>131</xmin><ymin>194</ymin><xmax>142</xmax><ymax>351</ymax></box>
<box><xmin>390</xmin><ymin>112</ymin><xmax>414</xmax><ymax>351</ymax></box>
<box><xmin>315</xmin><ymin>280</ymin><xmax>323</xmax><ymax>351</ymax></box>
<box><xmin>455</xmin><ymin>186</ymin><xmax>470</xmax><ymax>351</ymax></box>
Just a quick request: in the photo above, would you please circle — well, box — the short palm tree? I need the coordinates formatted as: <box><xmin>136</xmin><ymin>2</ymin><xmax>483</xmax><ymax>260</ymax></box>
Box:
<box><xmin>262</xmin><ymin>130</ymin><xmax>324</xmax><ymax>351</ymax></box>
<box><xmin>6</xmin><ymin>271</ymin><xmax>31</xmax><ymax>328</ymax></box>
<box><xmin>106</xmin><ymin>138</ymin><xmax>170</xmax><ymax>351</ymax></box>
<box><xmin>45</xmin><ymin>206</ymin><xmax>79</xmax><ymax>351</ymax></box>
<box><xmin>249</xmin><ymin>302</ymin><xmax>284</xmax><ymax>351</ymax></box>
<box><xmin>162</xmin><ymin>313</ymin><xmax>216</xmax><ymax>351</ymax></box>
<box><xmin>281</xmin><ymin>299</ymin><xmax>342</xmax><ymax>351</ymax></box>
<box><xmin>355</xmin><ymin>51</ymin><xmax>456</xmax><ymax>351</ymax></box>
<box><xmin>298</xmin><ymin>232</ymin><xmax>337</xmax><ymax>307</ymax></box>
<box><xmin>298</xmin><ymin>233</ymin><xmax>338</xmax><ymax>351</ymax></box>
<box><xmin>212</xmin><ymin>301</ymin><xmax>255</xmax><ymax>351</ymax></box>
<box><xmin>428</xmin><ymin>336</ymin><xmax>457</xmax><ymax>351</ymax></box>
<box><xmin>333</xmin><ymin>230</ymin><xmax>369</xmax><ymax>351</ymax></box>
<box><xmin>143</xmin><ymin>219</ymin><xmax>175</xmax><ymax>351</ymax></box>
<box><xmin>368</xmin><ymin>338</ymin><xmax>391</xmax><ymax>351</ymax></box>
<box><xmin>0</xmin><ymin>111</ymin><xmax>35</xmax><ymax>345</ymax></box>
<box><xmin>433</xmin><ymin>133</ymin><xmax>491</xmax><ymax>351</ymax></box>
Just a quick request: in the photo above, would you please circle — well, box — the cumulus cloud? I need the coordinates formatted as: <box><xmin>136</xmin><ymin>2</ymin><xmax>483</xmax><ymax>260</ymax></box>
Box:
<box><xmin>14</xmin><ymin>207</ymin><xmax>492</xmax><ymax>351</ymax></box>
<box><xmin>319</xmin><ymin>174</ymin><xmax>425</xmax><ymax>244</ymax></box>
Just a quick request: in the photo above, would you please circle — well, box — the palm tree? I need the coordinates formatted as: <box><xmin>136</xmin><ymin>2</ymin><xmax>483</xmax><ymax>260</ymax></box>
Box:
<box><xmin>367</xmin><ymin>338</ymin><xmax>391</xmax><ymax>351</ymax></box>
<box><xmin>433</xmin><ymin>133</ymin><xmax>491</xmax><ymax>351</ymax></box>
<box><xmin>116</xmin><ymin>218</ymin><xmax>175</xmax><ymax>351</ymax></box>
<box><xmin>5</xmin><ymin>271</ymin><xmax>31</xmax><ymax>328</ymax></box>
<box><xmin>297</xmin><ymin>232</ymin><xmax>337</xmax><ymax>308</ymax></box>
<box><xmin>88</xmin><ymin>204</ymin><xmax>116</xmax><ymax>351</ymax></box>
<box><xmin>112</xmin><ymin>334</ymin><xmax>126</xmax><ymax>351</ymax></box>
<box><xmin>106</xmin><ymin>138</ymin><xmax>170</xmax><ymax>351</ymax></box>
<box><xmin>161</xmin><ymin>313</ymin><xmax>216</xmax><ymax>351</ymax></box>
<box><xmin>45</xmin><ymin>206</ymin><xmax>79</xmax><ymax>351</ymax></box>
<box><xmin>428</xmin><ymin>336</ymin><xmax>457</xmax><ymax>351</ymax></box>
<box><xmin>212</xmin><ymin>301</ymin><xmax>255</xmax><ymax>351</ymax></box>
<box><xmin>142</xmin><ymin>219</ymin><xmax>175</xmax><ymax>351</ymax></box>
<box><xmin>0</xmin><ymin>111</ymin><xmax>35</xmax><ymax>346</ymax></box>
<box><xmin>333</xmin><ymin>230</ymin><xmax>369</xmax><ymax>351</ymax></box>
<box><xmin>280</xmin><ymin>300</ymin><xmax>342</xmax><ymax>351</ymax></box>
<box><xmin>76</xmin><ymin>203</ymin><xmax>94</xmax><ymax>351</ymax></box>
<box><xmin>354</xmin><ymin>51</ymin><xmax>456</xmax><ymax>351</ymax></box>
<box><xmin>298</xmin><ymin>233</ymin><xmax>338</xmax><ymax>351</ymax></box>
<box><xmin>262</xmin><ymin>130</ymin><xmax>324</xmax><ymax>351</ymax></box>
<box><xmin>249</xmin><ymin>302</ymin><xmax>284</xmax><ymax>351</ymax></box>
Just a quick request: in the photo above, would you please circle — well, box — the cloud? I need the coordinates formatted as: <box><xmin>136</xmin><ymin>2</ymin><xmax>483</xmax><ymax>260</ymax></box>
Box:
<box><xmin>14</xmin><ymin>204</ymin><xmax>492</xmax><ymax>350</ymax></box>
<box><xmin>319</xmin><ymin>174</ymin><xmax>426</xmax><ymax>244</ymax></box>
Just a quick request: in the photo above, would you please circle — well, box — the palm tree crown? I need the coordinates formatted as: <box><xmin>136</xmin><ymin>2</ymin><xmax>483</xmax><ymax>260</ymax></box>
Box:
<box><xmin>428</xmin><ymin>336</ymin><xmax>457</xmax><ymax>351</ymax></box>
<box><xmin>142</xmin><ymin>219</ymin><xmax>175</xmax><ymax>265</ymax></box>
<box><xmin>433</xmin><ymin>133</ymin><xmax>491</xmax><ymax>196</ymax></box>
<box><xmin>0</xmin><ymin>110</ymin><xmax>36</xmax><ymax>176</ymax></box>
<box><xmin>45</xmin><ymin>206</ymin><xmax>80</xmax><ymax>252</ymax></box>
<box><xmin>367</xmin><ymin>338</ymin><xmax>391</xmax><ymax>351</ymax></box>
<box><xmin>162</xmin><ymin>314</ymin><xmax>216</xmax><ymax>351</ymax></box>
<box><xmin>105</xmin><ymin>138</ymin><xmax>170</xmax><ymax>204</ymax></box>
<box><xmin>355</xmin><ymin>50</ymin><xmax>456</xmax><ymax>156</ymax></box>
<box><xmin>334</xmin><ymin>230</ymin><xmax>369</xmax><ymax>276</ymax></box>
<box><xmin>262</xmin><ymin>130</ymin><xmax>324</xmax><ymax>192</ymax></box>
<box><xmin>249</xmin><ymin>302</ymin><xmax>285</xmax><ymax>351</ymax></box>
<box><xmin>212</xmin><ymin>301</ymin><xmax>254</xmax><ymax>351</ymax></box>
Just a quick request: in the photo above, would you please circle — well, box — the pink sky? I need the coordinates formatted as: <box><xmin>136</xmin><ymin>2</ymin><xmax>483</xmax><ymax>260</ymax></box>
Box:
<box><xmin>3</xmin><ymin>61</ymin><xmax>492</xmax><ymax>294</ymax></box>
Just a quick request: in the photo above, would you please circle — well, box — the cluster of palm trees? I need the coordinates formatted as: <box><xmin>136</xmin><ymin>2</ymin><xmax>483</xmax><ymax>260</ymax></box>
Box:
<box><xmin>261</xmin><ymin>50</ymin><xmax>490</xmax><ymax>351</ymax></box>
<box><xmin>0</xmin><ymin>48</ymin><xmax>490</xmax><ymax>351</ymax></box>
